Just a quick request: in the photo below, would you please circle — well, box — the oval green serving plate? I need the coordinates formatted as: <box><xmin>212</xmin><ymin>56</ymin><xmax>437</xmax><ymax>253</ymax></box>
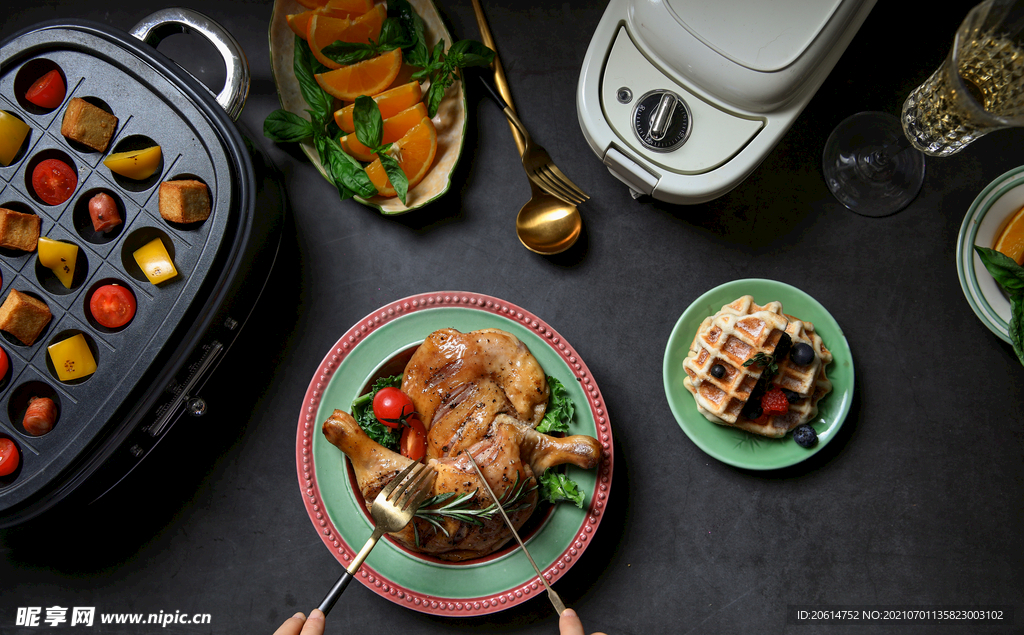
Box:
<box><xmin>296</xmin><ymin>292</ymin><xmax>613</xmax><ymax>615</ymax></box>
<box><xmin>663</xmin><ymin>279</ymin><xmax>854</xmax><ymax>470</ymax></box>
<box><xmin>269</xmin><ymin>0</ymin><xmax>466</xmax><ymax>214</ymax></box>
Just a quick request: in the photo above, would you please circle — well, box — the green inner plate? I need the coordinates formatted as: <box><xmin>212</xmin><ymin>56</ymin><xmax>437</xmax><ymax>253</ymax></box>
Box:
<box><xmin>662</xmin><ymin>279</ymin><xmax>854</xmax><ymax>470</ymax></box>
<box><xmin>298</xmin><ymin>294</ymin><xmax>611</xmax><ymax>615</ymax></box>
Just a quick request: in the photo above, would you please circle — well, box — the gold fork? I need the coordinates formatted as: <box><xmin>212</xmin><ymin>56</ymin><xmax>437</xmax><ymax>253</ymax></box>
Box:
<box><xmin>474</xmin><ymin>74</ymin><xmax>589</xmax><ymax>206</ymax></box>
<box><xmin>317</xmin><ymin>461</ymin><xmax>435</xmax><ymax>615</ymax></box>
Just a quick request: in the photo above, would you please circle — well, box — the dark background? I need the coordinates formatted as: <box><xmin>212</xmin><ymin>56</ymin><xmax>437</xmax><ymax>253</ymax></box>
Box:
<box><xmin>2</xmin><ymin>0</ymin><xmax>1023</xmax><ymax>634</ymax></box>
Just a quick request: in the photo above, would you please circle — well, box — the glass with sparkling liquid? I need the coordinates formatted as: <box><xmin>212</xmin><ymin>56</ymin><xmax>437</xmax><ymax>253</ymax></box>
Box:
<box><xmin>824</xmin><ymin>0</ymin><xmax>1024</xmax><ymax>216</ymax></box>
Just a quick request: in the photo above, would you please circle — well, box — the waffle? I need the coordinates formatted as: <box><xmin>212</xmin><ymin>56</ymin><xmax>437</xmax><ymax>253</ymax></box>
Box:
<box><xmin>682</xmin><ymin>295</ymin><xmax>832</xmax><ymax>438</ymax></box>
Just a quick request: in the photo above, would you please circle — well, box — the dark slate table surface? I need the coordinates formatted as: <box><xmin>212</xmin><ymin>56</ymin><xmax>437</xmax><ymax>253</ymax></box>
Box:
<box><xmin>2</xmin><ymin>1</ymin><xmax>1022</xmax><ymax>634</ymax></box>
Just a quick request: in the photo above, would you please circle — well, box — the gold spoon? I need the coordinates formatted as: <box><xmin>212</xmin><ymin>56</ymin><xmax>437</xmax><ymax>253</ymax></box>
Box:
<box><xmin>470</xmin><ymin>0</ymin><xmax>582</xmax><ymax>255</ymax></box>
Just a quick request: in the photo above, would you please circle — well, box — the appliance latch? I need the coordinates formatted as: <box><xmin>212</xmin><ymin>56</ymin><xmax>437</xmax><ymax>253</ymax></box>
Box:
<box><xmin>602</xmin><ymin>147</ymin><xmax>658</xmax><ymax>198</ymax></box>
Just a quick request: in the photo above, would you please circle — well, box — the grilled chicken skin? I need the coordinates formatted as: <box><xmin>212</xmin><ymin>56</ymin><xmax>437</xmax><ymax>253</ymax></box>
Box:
<box><xmin>402</xmin><ymin>328</ymin><xmax>549</xmax><ymax>459</ymax></box>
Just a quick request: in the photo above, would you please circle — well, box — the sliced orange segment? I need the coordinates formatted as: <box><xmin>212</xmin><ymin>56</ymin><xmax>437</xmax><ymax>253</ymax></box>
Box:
<box><xmin>286</xmin><ymin>10</ymin><xmax>316</xmax><ymax>39</ymax></box>
<box><xmin>322</xmin><ymin>0</ymin><xmax>375</xmax><ymax>18</ymax></box>
<box><xmin>334</xmin><ymin>81</ymin><xmax>423</xmax><ymax>133</ymax></box>
<box><xmin>315</xmin><ymin>48</ymin><xmax>403</xmax><ymax>101</ymax></box>
<box><xmin>341</xmin><ymin>102</ymin><xmax>429</xmax><ymax>162</ymax></box>
<box><xmin>994</xmin><ymin>204</ymin><xmax>1024</xmax><ymax>265</ymax></box>
<box><xmin>365</xmin><ymin>117</ymin><xmax>438</xmax><ymax>198</ymax></box>
<box><xmin>308</xmin><ymin>4</ymin><xmax>385</xmax><ymax>70</ymax></box>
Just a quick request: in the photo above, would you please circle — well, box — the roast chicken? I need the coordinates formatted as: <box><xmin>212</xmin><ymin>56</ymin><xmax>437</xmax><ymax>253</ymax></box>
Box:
<box><xmin>322</xmin><ymin>327</ymin><xmax>602</xmax><ymax>561</ymax></box>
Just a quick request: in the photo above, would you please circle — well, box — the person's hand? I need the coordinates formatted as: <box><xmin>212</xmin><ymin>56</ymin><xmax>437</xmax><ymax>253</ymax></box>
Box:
<box><xmin>559</xmin><ymin>608</ymin><xmax>607</xmax><ymax>635</ymax></box>
<box><xmin>273</xmin><ymin>609</ymin><xmax>325</xmax><ymax>635</ymax></box>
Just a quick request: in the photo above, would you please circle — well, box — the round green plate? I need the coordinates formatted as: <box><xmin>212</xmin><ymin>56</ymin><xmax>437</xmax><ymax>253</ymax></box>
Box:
<box><xmin>662</xmin><ymin>279</ymin><xmax>854</xmax><ymax>470</ymax></box>
<box><xmin>297</xmin><ymin>292</ymin><xmax>613</xmax><ymax>615</ymax></box>
<box><xmin>956</xmin><ymin>165</ymin><xmax>1024</xmax><ymax>344</ymax></box>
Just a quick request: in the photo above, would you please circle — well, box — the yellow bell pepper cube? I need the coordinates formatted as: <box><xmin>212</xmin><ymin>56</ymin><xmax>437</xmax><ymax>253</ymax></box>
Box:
<box><xmin>37</xmin><ymin>237</ymin><xmax>78</xmax><ymax>288</ymax></box>
<box><xmin>48</xmin><ymin>333</ymin><xmax>97</xmax><ymax>382</ymax></box>
<box><xmin>133</xmin><ymin>237</ymin><xmax>177</xmax><ymax>284</ymax></box>
<box><xmin>103</xmin><ymin>145</ymin><xmax>162</xmax><ymax>180</ymax></box>
<box><xmin>0</xmin><ymin>111</ymin><xmax>30</xmax><ymax>166</ymax></box>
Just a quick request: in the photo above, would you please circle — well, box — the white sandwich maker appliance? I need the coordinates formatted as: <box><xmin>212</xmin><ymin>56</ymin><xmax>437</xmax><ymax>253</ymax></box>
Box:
<box><xmin>577</xmin><ymin>0</ymin><xmax>876</xmax><ymax>204</ymax></box>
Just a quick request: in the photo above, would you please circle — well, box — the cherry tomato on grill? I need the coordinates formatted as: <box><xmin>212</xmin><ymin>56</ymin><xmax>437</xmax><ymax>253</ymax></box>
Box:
<box><xmin>25</xmin><ymin>70</ymin><xmax>66</xmax><ymax>109</ymax></box>
<box><xmin>31</xmin><ymin>158</ymin><xmax>77</xmax><ymax>205</ymax></box>
<box><xmin>0</xmin><ymin>348</ymin><xmax>8</xmax><ymax>381</ymax></box>
<box><xmin>0</xmin><ymin>438</ymin><xmax>20</xmax><ymax>477</ymax></box>
<box><xmin>89</xmin><ymin>284</ymin><xmax>137</xmax><ymax>328</ymax></box>
<box><xmin>372</xmin><ymin>386</ymin><xmax>415</xmax><ymax>429</ymax></box>
<box><xmin>400</xmin><ymin>415</ymin><xmax>427</xmax><ymax>461</ymax></box>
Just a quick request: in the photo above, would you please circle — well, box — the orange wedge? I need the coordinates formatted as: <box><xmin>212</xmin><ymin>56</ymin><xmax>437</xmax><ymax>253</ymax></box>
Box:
<box><xmin>365</xmin><ymin>117</ymin><xmax>438</xmax><ymax>198</ymax></box>
<box><xmin>308</xmin><ymin>4</ymin><xmax>385</xmax><ymax>70</ymax></box>
<box><xmin>322</xmin><ymin>0</ymin><xmax>375</xmax><ymax>18</ymax></box>
<box><xmin>994</xmin><ymin>204</ymin><xmax>1024</xmax><ymax>265</ymax></box>
<box><xmin>315</xmin><ymin>48</ymin><xmax>403</xmax><ymax>101</ymax></box>
<box><xmin>334</xmin><ymin>81</ymin><xmax>422</xmax><ymax>133</ymax></box>
<box><xmin>286</xmin><ymin>10</ymin><xmax>316</xmax><ymax>39</ymax></box>
<box><xmin>341</xmin><ymin>102</ymin><xmax>429</xmax><ymax>162</ymax></box>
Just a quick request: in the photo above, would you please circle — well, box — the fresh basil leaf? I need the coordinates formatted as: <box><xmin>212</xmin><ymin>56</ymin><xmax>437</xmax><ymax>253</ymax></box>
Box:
<box><xmin>321</xmin><ymin>41</ymin><xmax>378</xmax><ymax>66</ymax></box>
<box><xmin>379</xmin><ymin>153</ymin><xmax>409</xmax><ymax>204</ymax></box>
<box><xmin>263</xmin><ymin>109</ymin><xmax>315</xmax><ymax>143</ymax></box>
<box><xmin>293</xmin><ymin>35</ymin><xmax>333</xmax><ymax>120</ymax></box>
<box><xmin>536</xmin><ymin>376</ymin><xmax>574</xmax><ymax>434</ymax></box>
<box><xmin>975</xmin><ymin>246</ymin><xmax>1024</xmax><ymax>293</ymax></box>
<box><xmin>353</xmin><ymin>95</ymin><xmax>384</xmax><ymax>150</ymax></box>
<box><xmin>424</xmin><ymin>72</ymin><xmax>453</xmax><ymax>118</ymax></box>
<box><xmin>327</xmin><ymin>138</ymin><xmax>377</xmax><ymax>199</ymax></box>
<box><xmin>377</xmin><ymin>18</ymin><xmax>413</xmax><ymax>50</ymax></box>
<box><xmin>1010</xmin><ymin>294</ymin><xmax>1024</xmax><ymax>367</ymax></box>
<box><xmin>409</xmin><ymin>66</ymin><xmax>433</xmax><ymax>82</ymax></box>
<box><xmin>389</xmin><ymin>0</ymin><xmax>428</xmax><ymax>66</ymax></box>
<box><xmin>447</xmin><ymin>39</ymin><xmax>495</xmax><ymax>68</ymax></box>
<box><xmin>538</xmin><ymin>470</ymin><xmax>584</xmax><ymax>508</ymax></box>
<box><xmin>430</xmin><ymin>40</ymin><xmax>446</xmax><ymax>65</ymax></box>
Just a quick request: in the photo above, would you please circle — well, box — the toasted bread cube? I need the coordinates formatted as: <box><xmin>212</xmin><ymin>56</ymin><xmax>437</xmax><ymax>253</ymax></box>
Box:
<box><xmin>0</xmin><ymin>207</ymin><xmax>41</xmax><ymax>252</ymax></box>
<box><xmin>60</xmin><ymin>98</ymin><xmax>118</xmax><ymax>152</ymax></box>
<box><xmin>0</xmin><ymin>289</ymin><xmax>52</xmax><ymax>345</ymax></box>
<box><xmin>159</xmin><ymin>180</ymin><xmax>211</xmax><ymax>223</ymax></box>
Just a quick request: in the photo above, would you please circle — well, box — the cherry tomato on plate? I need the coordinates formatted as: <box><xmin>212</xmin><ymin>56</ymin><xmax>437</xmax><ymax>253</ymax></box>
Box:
<box><xmin>372</xmin><ymin>386</ymin><xmax>415</xmax><ymax>428</ymax></box>
<box><xmin>400</xmin><ymin>415</ymin><xmax>427</xmax><ymax>461</ymax></box>
<box><xmin>0</xmin><ymin>438</ymin><xmax>20</xmax><ymax>477</ymax></box>
<box><xmin>25</xmin><ymin>69</ymin><xmax>66</xmax><ymax>109</ymax></box>
<box><xmin>0</xmin><ymin>348</ymin><xmax>8</xmax><ymax>381</ymax></box>
<box><xmin>89</xmin><ymin>284</ymin><xmax>137</xmax><ymax>328</ymax></box>
<box><xmin>31</xmin><ymin>158</ymin><xmax>77</xmax><ymax>205</ymax></box>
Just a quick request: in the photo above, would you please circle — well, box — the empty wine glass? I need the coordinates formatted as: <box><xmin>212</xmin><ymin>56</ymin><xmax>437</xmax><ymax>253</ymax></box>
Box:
<box><xmin>824</xmin><ymin>0</ymin><xmax>1024</xmax><ymax>217</ymax></box>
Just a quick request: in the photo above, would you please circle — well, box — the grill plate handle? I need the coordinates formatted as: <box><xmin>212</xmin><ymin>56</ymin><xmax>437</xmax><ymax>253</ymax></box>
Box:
<box><xmin>130</xmin><ymin>8</ymin><xmax>250</xmax><ymax>120</ymax></box>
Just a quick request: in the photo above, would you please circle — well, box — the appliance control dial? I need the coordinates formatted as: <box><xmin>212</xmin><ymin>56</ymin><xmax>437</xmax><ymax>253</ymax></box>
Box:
<box><xmin>632</xmin><ymin>89</ymin><xmax>692</xmax><ymax>152</ymax></box>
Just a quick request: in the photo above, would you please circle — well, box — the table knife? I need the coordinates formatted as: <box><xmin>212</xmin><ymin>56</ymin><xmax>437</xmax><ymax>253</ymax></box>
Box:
<box><xmin>465</xmin><ymin>452</ymin><xmax>566</xmax><ymax>615</ymax></box>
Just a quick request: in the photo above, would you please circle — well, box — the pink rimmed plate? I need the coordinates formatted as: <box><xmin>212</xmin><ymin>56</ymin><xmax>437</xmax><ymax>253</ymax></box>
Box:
<box><xmin>296</xmin><ymin>292</ymin><xmax>614</xmax><ymax>615</ymax></box>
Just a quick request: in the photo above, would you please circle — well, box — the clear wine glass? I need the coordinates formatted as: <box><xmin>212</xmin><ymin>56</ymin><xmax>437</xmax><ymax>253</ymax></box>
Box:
<box><xmin>823</xmin><ymin>0</ymin><xmax>1024</xmax><ymax>217</ymax></box>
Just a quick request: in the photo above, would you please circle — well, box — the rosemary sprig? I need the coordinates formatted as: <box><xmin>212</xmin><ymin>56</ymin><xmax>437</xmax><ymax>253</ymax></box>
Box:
<box><xmin>415</xmin><ymin>471</ymin><xmax>536</xmax><ymax>538</ymax></box>
<box><xmin>743</xmin><ymin>352</ymin><xmax>779</xmax><ymax>382</ymax></box>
